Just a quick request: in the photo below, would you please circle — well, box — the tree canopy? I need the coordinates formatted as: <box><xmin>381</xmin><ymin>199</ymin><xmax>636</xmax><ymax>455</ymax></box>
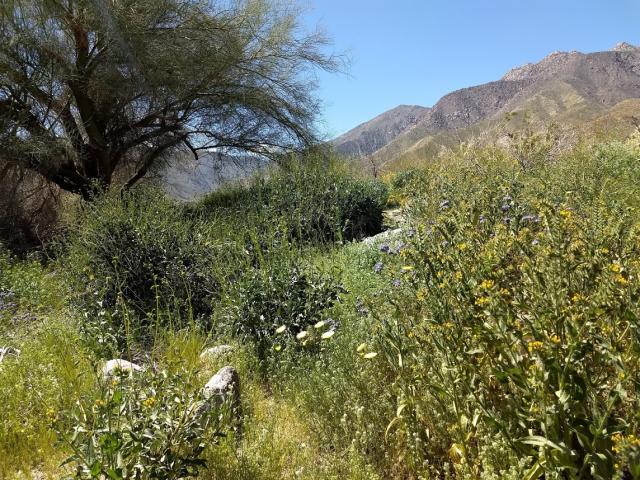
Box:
<box><xmin>0</xmin><ymin>0</ymin><xmax>337</xmax><ymax>198</ymax></box>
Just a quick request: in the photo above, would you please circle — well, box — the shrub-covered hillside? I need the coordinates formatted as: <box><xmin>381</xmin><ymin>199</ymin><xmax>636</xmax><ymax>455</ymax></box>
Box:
<box><xmin>1</xmin><ymin>136</ymin><xmax>640</xmax><ymax>479</ymax></box>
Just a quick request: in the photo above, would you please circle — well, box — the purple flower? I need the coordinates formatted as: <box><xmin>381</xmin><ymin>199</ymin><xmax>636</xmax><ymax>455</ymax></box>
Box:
<box><xmin>393</xmin><ymin>279</ymin><xmax>401</xmax><ymax>288</ymax></box>
<box><xmin>439</xmin><ymin>199</ymin><xmax>450</xmax><ymax>210</ymax></box>
<box><xmin>373</xmin><ymin>261</ymin><xmax>384</xmax><ymax>273</ymax></box>
<box><xmin>504</xmin><ymin>217</ymin><xmax>512</xmax><ymax>225</ymax></box>
<box><xmin>479</xmin><ymin>215</ymin><xmax>486</xmax><ymax>224</ymax></box>
<box><xmin>355</xmin><ymin>299</ymin><xmax>369</xmax><ymax>317</ymax></box>
<box><xmin>379</xmin><ymin>243</ymin><xmax>390</xmax><ymax>253</ymax></box>
<box><xmin>407</xmin><ymin>228</ymin><xmax>416</xmax><ymax>238</ymax></box>
<box><xmin>503</xmin><ymin>195</ymin><xmax>512</xmax><ymax>202</ymax></box>
<box><xmin>501</xmin><ymin>204</ymin><xmax>511</xmax><ymax>212</ymax></box>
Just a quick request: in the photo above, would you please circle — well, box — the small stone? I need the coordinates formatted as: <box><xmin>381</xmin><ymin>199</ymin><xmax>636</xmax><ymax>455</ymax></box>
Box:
<box><xmin>102</xmin><ymin>359</ymin><xmax>143</xmax><ymax>380</ymax></box>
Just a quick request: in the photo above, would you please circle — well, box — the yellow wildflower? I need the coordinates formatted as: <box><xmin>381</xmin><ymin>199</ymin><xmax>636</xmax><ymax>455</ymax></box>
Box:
<box><xmin>559</xmin><ymin>209</ymin><xmax>573</xmax><ymax>220</ymax></box>
<box><xmin>416</xmin><ymin>289</ymin><xmax>427</xmax><ymax>301</ymax></box>
<box><xmin>615</xmin><ymin>274</ymin><xmax>628</xmax><ymax>285</ymax></box>
<box><xmin>454</xmin><ymin>271</ymin><xmax>463</xmax><ymax>281</ymax></box>
<box><xmin>142</xmin><ymin>397</ymin><xmax>156</xmax><ymax>408</ymax></box>
<box><xmin>475</xmin><ymin>296</ymin><xmax>490</xmax><ymax>306</ymax></box>
<box><xmin>610</xmin><ymin>263</ymin><xmax>622</xmax><ymax>273</ymax></box>
<box><xmin>480</xmin><ymin>279</ymin><xmax>494</xmax><ymax>290</ymax></box>
<box><xmin>549</xmin><ymin>334</ymin><xmax>561</xmax><ymax>345</ymax></box>
<box><xmin>527</xmin><ymin>341</ymin><xmax>544</xmax><ymax>353</ymax></box>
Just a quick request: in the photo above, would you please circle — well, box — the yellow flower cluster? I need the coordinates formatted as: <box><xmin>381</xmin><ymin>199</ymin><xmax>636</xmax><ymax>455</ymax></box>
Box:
<box><xmin>559</xmin><ymin>209</ymin><xmax>573</xmax><ymax>220</ymax></box>
<box><xmin>571</xmin><ymin>293</ymin><xmax>584</xmax><ymax>303</ymax></box>
<box><xmin>142</xmin><ymin>397</ymin><xmax>157</xmax><ymax>408</ymax></box>
<box><xmin>527</xmin><ymin>341</ymin><xmax>544</xmax><ymax>353</ymax></box>
<box><xmin>475</xmin><ymin>296</ymin><xmax>490</xmax><ymax>307</ymax></box>
<box><xmin>612</xmin><ymin>433</ymin><xmax>640</xmax><ymax>453</ymax></box>
<box><xmin>615</xmin><ymin>274</ymin><xmax>628</xmax><ymax>285</ymax></box>
<box><xmin>480</xmin><ymin>279</ymin><xmax>494</xmax><ymax>289</ymax></box>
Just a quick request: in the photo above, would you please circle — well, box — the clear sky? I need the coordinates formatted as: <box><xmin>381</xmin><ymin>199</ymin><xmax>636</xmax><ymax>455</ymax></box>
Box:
<box><xmin>302</xmin><ymin>0</ymin><xmax>640</xmax><ymax>138</ymax></box>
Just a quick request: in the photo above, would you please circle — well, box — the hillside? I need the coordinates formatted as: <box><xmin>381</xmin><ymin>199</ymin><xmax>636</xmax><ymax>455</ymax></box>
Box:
<box><xmin>332</xmin><ymin>105</ymin><xmax>430</xmax><ymax>157</ymax></box>
<box><xmin>333</xmin><ymin>42</ymin><xmax>640</xmax><ymax>169</ymax></box>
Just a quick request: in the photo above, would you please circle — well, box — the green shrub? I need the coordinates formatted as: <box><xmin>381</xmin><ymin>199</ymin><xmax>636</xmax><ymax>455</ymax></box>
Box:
<box><xmin>195</xmin><ymin>157</ymin><xmax>388</xmax><ymax>244</ymax></box>
<box><xmin>222</xmin><ymin>262</ymin><xmax>344</xmax><ymax>363</ymax></box>
<box><xmin>55</xmin><ymin>368</ymin><xmax>221</xmax><ymax>479</ymax></box>
<box><xmin>66</xmin><ymin>190</ymin><xmax>220</xmax><ymax>344</ymax></box>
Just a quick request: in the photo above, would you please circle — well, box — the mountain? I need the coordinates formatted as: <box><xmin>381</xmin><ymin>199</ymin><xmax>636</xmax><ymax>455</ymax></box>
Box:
<box><xmin>333</xmin><ymin>42</ymin><xmax>640</xmax><ymax>169</ymax></box>
<box><xmin>157</xmin><ymin>152</ymin><xmax>269</xmax><ymax>201</ymax></box>
<box><xmin>332</xmin><ymin>105</ymin><xmax>430</xmax><ymax>157</ymax></box>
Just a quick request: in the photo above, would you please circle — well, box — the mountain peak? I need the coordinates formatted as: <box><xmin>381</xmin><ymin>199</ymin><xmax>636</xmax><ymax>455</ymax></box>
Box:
<box><xmin>613</xmin><ymin>42</ymin><xmax>639</xmax><ymax>52</ymax></box>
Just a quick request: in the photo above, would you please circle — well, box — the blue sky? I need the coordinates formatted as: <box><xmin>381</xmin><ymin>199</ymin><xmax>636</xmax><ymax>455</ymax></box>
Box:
<box><xmin>302</xmin><ymin>0</ymin><xmax>640</xmax><ymax>138</ymax></box>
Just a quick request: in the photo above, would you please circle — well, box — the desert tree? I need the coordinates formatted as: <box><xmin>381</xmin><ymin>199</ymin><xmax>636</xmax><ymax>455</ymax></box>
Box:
<box><xmin>0</xmin><ymin>0</ymin><xmax>338</xmax><ymax>198</ymax></box>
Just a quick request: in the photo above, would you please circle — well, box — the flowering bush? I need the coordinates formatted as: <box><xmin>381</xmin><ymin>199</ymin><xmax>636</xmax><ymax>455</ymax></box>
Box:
<box><xmin>54</xmin><ymin>367</ymin><xmax>222</xmax><ymax>479</ymax></box>
<box><xmin>372</xmin><ymin>143</ymin><xmax>640</xmax><ymax>478</ymax></box>
<box><xmin>222</xmin><ymin>263</ymin><xmax>344</xmax><ymax>364</ymax></box>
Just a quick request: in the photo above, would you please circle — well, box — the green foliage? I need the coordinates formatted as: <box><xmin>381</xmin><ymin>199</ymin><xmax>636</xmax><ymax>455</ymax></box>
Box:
<box><xmin>66</xmin><ymin>190</ymin><xmax>221</xmax><ymax>344</ymax></box>
<box><xmin>0</xmin><ymin>248</ymin><xmax>66</xmax><ymax>321</ymax></box>
<box><xmin>222</xmin><ymin>262</ymin><xmax>344</xmax><ymax>363</ymax></box>
<box><xmin>371</xmin><ymin>138</ymin><xmax>640</xmax><ymax>478</ymax></box>
<box><xmin>55</xmin><ymin>368</ymin><xmax>220</xmax><ymax>480</ymax></box>
<box><xmin>195</xmin><ymin>157</ymin><xmax>388</xmax><ymax>244</ymax></box>
<box><xmin>0</xmin><ymin>319</ymin><xmax>94</xmax><ymax>476</ymax></box>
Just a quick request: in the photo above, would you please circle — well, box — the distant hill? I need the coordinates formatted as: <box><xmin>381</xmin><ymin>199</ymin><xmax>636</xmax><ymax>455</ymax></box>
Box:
<box><xmin>332</xmin><ymin>105</ymin><xmax>430</xmax><ymax>157</ymax></box>
<box><xmin>157</xmin><ymin>152</ymin><xmax>269</xmax><ymax>201</ymax></box>
<box><xmin>333</xmin><ymin>42</ymin><xmax>640</xmax><ymax>170</ymax></box>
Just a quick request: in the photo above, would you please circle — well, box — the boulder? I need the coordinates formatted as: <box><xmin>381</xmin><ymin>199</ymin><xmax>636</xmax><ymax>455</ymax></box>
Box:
<box><xmin>0</xmin><ymin>346</ymin><xmax>20</xmax><ymax>364</ymax></box>
<box><xmin>202</xmin><ymin>366</ymin><xmax>242</xmax><ymax>438</ymax></box>
<box><xmin>361</xmin><ymin>228</ymin><xmax>402</xmax><ymax>247</ymax></box>
<box><xmin>102</xmin><ymin>359</ymin><xmax>144</xmax><ymax>380</ymax></box>
<box><xmin>199</xmin><ymin>345</ymin><xmax>234</xmax><ymax>361</ymax></box>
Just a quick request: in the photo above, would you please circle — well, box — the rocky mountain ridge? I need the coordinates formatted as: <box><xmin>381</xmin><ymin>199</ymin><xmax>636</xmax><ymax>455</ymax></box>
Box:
<box><xmin>333</xmin><ymin>42</ymin><xmax>640</xmax><ymax>167</ymax></box>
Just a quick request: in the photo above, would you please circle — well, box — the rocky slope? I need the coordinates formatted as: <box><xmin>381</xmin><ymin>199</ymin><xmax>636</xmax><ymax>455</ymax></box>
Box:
<box><xmin>332</xmin><ymin>105</ymin><xmax>430</xmax><ymax>157</ymax></box>
<box><xmin>333</xmin><ymin>43</ymin><xmax>640</xmax><ymax>168</ymax></box>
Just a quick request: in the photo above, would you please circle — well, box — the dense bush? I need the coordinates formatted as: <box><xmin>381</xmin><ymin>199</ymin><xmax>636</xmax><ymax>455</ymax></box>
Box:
<box><xmin>369</xmin><ymin>139</ymin><xmax>640</xmax><ymax>478</ymax></box>
<box><xmin>66</xmin><ymin>190</ymin><xmax>221</xmax><ymax>343</ymax></box>
<box><xmin>55</xmin><ymin>368</ymin><xmax>220</xmax><ymax>479</ymax></box>
<box><xmin>195</xmin><ymin>157</ymin><xmax>388</xmax><ymax>244</ymax></box>
<box><xmin>222</xmin><ymin>262</ymin><xmax>344</xmax><ymax>363</ymax></box>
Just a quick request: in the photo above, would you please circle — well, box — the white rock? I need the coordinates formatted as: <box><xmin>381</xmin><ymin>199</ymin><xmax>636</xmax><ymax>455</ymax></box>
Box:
<box><xmin>199</xmin><ymin>345</ymin><xmax>234</xmax><ymax>361</ymax></box>
<box><xmin>0</xmin><ymin>346</ymin><xmax>20</xmax><ymax>364</ymax></box>
<box><xmin>102</xmin><ymin>359</ymin><xmax>143</xmax><ymax>380</ymax></box>
<box><xmin>202</xmin><ymin>366</ymin><xmax>242</xmax><ymax>438</ymax></box>
<box><xmin>361</xmin><ymin>228</ymin><xmax>403</xmax><ymax>246</ymax></box>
